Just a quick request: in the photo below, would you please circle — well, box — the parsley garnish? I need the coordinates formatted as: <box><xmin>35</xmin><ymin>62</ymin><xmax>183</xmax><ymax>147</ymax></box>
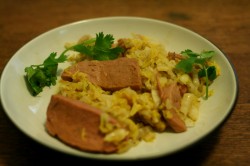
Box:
<box><xmin>175</xmin><ymin>49</ymin><xmax>217</xmax><ymax>99</ymax></box>
<box><xmin>24</xmin><ymin>32</ymin><xmax>123</xmax><ymax>96</ymax></box>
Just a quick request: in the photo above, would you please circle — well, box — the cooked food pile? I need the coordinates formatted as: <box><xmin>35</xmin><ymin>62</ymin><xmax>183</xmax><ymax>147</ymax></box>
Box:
<box><xmin>24</xmin><ymin>32</ymin><xmax>220</xmax><ymax>154</ymax></box>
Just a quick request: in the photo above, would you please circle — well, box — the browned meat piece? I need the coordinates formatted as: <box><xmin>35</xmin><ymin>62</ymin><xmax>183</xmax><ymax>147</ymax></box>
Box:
<box><xmin>61</xmin><ymin>57</ymin><xmax>142</xmax><ymax>91</ymax></box>
<box><xmin>156</xmin><ymin>75</ymin><xmax>187</xmax><ymax>133</ymax></box>
<box><xmin>167</xmin><ymin>52</ymin><xmax>185</xmax><ymax>60</ymax></box>
<box><xmin>163</xmin><ymin>108</ymin><xmax>187</xmax><ymax>133</ymax></box>
<box><xmin>46</xmin><ymin>95</ymin><xmax>118</xmax><ymax>153</ymax></box>
<box><xmin>178</xmin><ymin>83</ymin><xmax>188</xmax><ymax>96</ymax></box>
<box><xmin>157</xmin><ymin>81</ymin><xmax>182</xmax><ymax>110</ymax></box>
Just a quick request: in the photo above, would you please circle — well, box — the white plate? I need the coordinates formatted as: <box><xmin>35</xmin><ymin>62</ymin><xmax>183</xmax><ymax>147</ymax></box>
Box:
<box><xmin>0</xmin><ymin>16</ymin><xmax>238</xmax><ymax>160</ymax></box>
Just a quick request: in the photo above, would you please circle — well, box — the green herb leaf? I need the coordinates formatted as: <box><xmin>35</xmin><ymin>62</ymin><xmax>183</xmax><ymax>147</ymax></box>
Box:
<box><xmin>180</xmin><ymin>49</ymin><xmax>199</xmax><ymax>57</ymax></box>
<box><xmin>175</xmin><ymin>49</ymin><xmax>217</xmax><ymax>99</ymax></box>
<box><xmin>175</xmin><ymin>57</ymin><xmax>197</xmax><ymax>73</ymax></box>
<box><xmin>200</xmin><ymin>50</ymin><xmax>215</xmax><ymax>59</ymax></box>
<box><xmin>43</xmin><ymin>52</ymin><xmax>67</xmax><ymax>65</ymax></box>
<box><xmin>24</xmin><ymin>52</ymin><xmax>67</xmax><ymax>96</ymax></box>
<box><xmin>198</xmin><ymin>66</ymin><xmax>217</xmax><ymax>81</ymax></box>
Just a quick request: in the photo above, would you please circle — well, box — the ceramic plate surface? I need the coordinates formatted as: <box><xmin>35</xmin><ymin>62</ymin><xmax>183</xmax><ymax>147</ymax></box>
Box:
<box><xmin>0</xmin><ymin>16</ymin><xmax>238</xmax><ymax>160</ymax></box>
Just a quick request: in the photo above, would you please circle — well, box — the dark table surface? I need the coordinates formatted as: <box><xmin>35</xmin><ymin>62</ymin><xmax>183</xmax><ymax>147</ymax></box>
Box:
<box><xmin>0</xmin><ymin>0</ymin><xmax>249</xmax><ymax>165</ymax></box>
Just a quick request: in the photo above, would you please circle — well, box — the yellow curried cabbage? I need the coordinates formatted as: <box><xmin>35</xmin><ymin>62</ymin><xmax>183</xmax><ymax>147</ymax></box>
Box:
<box><xmin>57</xmin><ymin>34</ymin><xmax>219</xmax><ymax>153</ymax></box>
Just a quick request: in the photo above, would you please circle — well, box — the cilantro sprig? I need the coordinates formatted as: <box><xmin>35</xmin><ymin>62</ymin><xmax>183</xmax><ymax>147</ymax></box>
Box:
<box><xmin>61</xmin><ymin>32</ymin><xmax>124</xmax><ymax>60</ymax></box>
<box><xmin>175</xmin><ymin>49</ymin><xmax>217</xmax><ymax>99</ymax></box>
<box><xmin>24</xmin><ymin>32</ymin><xmax>123</xmax><ymax>96</ymax></box>
<box><xmin>24</xmin><ymin>52</ymin><xmax>67</xmax><ymax>96</ymax></box>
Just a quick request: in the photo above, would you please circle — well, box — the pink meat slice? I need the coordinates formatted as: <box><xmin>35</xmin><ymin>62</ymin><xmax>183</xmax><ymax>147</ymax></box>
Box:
<box><xmin>156</xmin><ymin>76</ymin><xmax>187</xmax><ymax>132</ymax></box>
<box><xmin>61</xmin><ymin>57</ymin><xmax>142</xmax><ymax>91</ymax></box>
<box><xmin>46</xmin><ymin>94</ymin><xmax>118</xmax><ymax>153</ymax></box>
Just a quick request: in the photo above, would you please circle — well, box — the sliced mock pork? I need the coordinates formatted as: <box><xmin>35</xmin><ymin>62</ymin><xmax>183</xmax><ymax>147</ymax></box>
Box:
<box><xmin>162</xmin><ymin>108</ymin><xmax>187</xmax><ymax>133</ymax></box>
<box><xmin>156</xmin><ymin>75</ymin><xmax>187</xmax><ymax>132</ymax></box>
<box><xmin>157</xmin><ymin>82</ymin><xmax>183</xmax><ymax>110</ymax></box>
<box><xmin>46</xmin><ymin>95</ymin><xmax>118</xmax><ymax>153</ymax></box>
<box><xmin>61</xmin><ymin>57</ymin><xmax>142</xmax><ymax>91</ymax></box>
